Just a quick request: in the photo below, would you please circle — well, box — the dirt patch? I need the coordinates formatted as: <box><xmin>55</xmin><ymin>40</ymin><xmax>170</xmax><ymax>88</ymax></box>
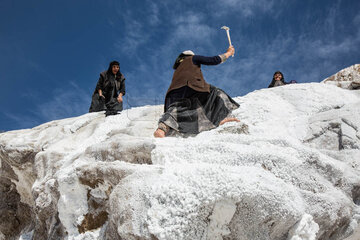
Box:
<box><xmin>351</xmin><ymin>185</ymin><xmax>360</xmax><ymax>205</ymax></box>
<box><xmin>0</xmin><ymin>177</ymin><xmax>32</xmax><ymax>239</ymax></box>
<box><xmin>77</xmin><ymin>211</ymin><xmax>108</xmax><ymax>233</ymax></box>
<box><xmin>79</xmin><ymin>177</ymin><xmax>104</xmax><ymax>189</ymax></box>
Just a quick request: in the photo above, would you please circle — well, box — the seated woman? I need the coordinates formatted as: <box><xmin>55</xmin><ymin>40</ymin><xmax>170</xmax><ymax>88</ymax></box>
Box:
<box><xmin>154</xmin><ymin>47</ymin><xmax>240</xmax><ymax>138</ymax></box>
<box><xmin>268</xmin><ymin>71</ymin><xmax>286</xmax><ymax>88</ymax></box>
<box><xmin>89</xmin><ymin>61</ymin><xmax>125</xmax><ymax>116</ymax></box>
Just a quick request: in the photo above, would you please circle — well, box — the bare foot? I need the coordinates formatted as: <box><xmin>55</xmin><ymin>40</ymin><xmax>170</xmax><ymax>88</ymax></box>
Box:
<box><xmin>219</xmin><ymin>117</ymin><xmax>240</xmax><ymax>125</ymax></box>
<box><xmin>154</xmin><ymin>128</ymin><xmax>166</xmax><ymax>138</ymax></box>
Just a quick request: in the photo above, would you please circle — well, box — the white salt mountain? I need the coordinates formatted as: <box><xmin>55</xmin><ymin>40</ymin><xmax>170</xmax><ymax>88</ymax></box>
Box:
<box><xmin>1</xmin><ymin>71</ymin><xmax>360</xmax><ymax>240</ymax></box>
<box><xmin>322</xmin><ymin>64</ymin><xmax>360</xmax><ymax>90</ymax></box>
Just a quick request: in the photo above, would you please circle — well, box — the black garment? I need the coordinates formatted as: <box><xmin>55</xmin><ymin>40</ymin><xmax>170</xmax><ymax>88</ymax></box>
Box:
<box><xmin>159</xmin><ymin>85</ymin><xmax>239</xmax><ymax>135</ymax></box>
<box><xmin>192</xmin><ymin>55</ymin><xmax>222</xmax><ymax>66</ymax></box>
<box><xmin>165</xmin><ymin>86</ymin><xmax>208</xmax><ymax>111</ymax></box>
<box><xmin>89</xmin><ymin>70</ymin><xmax>125</xmax><ymax>113</ymax></box>
<box><xmin>173</xmin><ymin>54</ymin><xmax>222</xmax><ymax>69</ymax></box>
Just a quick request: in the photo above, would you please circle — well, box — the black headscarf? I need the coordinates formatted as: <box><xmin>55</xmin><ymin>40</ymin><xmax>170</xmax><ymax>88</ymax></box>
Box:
<box><xmin>107</xmin><ymin>61</ymin><xmax>120</xmax><ymax>75</ymax></box>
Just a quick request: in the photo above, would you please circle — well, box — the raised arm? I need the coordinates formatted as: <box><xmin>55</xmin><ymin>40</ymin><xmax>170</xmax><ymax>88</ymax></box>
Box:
<box><xmin>192</xmin><ymin>46</ymin><xmax>235</xmax><ymax>66</ymax></box>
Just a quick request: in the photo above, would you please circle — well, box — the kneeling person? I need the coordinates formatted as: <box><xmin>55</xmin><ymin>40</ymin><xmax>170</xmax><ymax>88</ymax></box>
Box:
<box><xmin>154</xmin><ymin>47</ymin><xmax>240</xmax><ymax>138</ymax></box>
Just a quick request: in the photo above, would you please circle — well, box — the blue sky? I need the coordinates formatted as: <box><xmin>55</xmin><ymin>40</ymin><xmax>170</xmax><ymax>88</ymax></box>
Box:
<box><xmin>1</xmin><ymin>0</ymin><xmax>359</xmax><ymax>131</ymax></box>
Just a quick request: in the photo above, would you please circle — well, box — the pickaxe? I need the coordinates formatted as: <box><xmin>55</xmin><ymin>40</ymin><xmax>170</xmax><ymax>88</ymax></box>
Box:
<box><xmin>221</xmin><ymin>26</ymin><xmax>234</xmax><ymax>57</ymax></box>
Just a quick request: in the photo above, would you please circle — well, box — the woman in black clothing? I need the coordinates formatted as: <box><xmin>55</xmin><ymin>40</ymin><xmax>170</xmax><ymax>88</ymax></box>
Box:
<box><xmin>89</xmin><ymin>61</ymin><xmax>126</xmax><ymax>116</ymax></box>
<box><xmin>268</xmin><ymin>71</ymin><xmax>286</xmax><ymax>88</ymax></box>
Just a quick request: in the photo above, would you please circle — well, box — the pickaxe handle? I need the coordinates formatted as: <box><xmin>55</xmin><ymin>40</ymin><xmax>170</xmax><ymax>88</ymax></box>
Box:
<box><xmin>221</xmin><ymin>26</ymin><xmax>234</xmax><ymax>57</ymax></box>
<box><xmin>226</xmin><ymin>30</ymin><xmax>232</xmax><ymax>47</ymax></box>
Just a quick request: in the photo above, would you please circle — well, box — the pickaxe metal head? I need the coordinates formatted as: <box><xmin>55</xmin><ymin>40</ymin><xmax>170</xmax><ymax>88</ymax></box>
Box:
<box><xmin>221</xmin><ymin>26</ymin><xmax>230</xmax><ymax>31</ymax></box>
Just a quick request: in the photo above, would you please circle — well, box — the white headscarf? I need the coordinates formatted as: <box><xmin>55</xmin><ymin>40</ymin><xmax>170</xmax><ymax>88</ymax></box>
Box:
<box><xmin>182</xmin><ymin>50</ymin><xmax>195</xmax><ymax>56</ymax></box>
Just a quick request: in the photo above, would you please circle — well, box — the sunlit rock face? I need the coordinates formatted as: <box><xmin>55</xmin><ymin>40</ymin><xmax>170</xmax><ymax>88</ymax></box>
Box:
<box><xmin>322</xmin><ymin>64</ymin><xmax>360</xmax><ymax>90</ymax></box>
<box><xmin>0</xmin><ymin>66</ymin><xmax>360</xmax><ymax>240</ymax></box>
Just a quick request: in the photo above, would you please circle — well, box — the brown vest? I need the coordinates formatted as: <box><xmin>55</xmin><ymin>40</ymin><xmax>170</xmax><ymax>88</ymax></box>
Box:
<box><xmin>166</xmin><ymin>56</ymin><xmax>210</xmax><ymax>95</ymax></box>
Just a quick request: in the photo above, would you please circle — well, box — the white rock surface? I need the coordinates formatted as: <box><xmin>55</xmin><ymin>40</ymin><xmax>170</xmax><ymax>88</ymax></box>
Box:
<box><xmin>0</xmin><ymin>81</ymin><xmax>360</xmax><ymax>240</ymax></box>
<box><xmin>288</xmin><ymin>214</ymin><xmax>319</xmax><ymax>240</ymax></box>
<box><xmin>322</xmin><ymin>64</ymin><xmax>360</xmax><ymax>90</ymax></box>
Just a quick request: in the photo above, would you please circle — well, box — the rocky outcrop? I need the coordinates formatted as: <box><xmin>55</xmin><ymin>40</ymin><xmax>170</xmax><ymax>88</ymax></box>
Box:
<box><xmin>322</xmin><ymin>64</ymin><xmax>360</xmax><ymax>90</ymax></box>
<box><xmin>0</xmin><ymin>78</ymin><xmax>360</xmax><ymax>240</ymax></box>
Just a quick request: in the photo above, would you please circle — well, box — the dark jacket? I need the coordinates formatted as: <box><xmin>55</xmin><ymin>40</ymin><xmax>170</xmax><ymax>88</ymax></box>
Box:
<box><xmin>89</xmin><ymin>70</ymin><xmax>125</xmax><ymax>112</ymax></box>
<box><xmin>95</xmin><ymin>71</ymin><xmax>125</xmax><ymax>99</ymax></box>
